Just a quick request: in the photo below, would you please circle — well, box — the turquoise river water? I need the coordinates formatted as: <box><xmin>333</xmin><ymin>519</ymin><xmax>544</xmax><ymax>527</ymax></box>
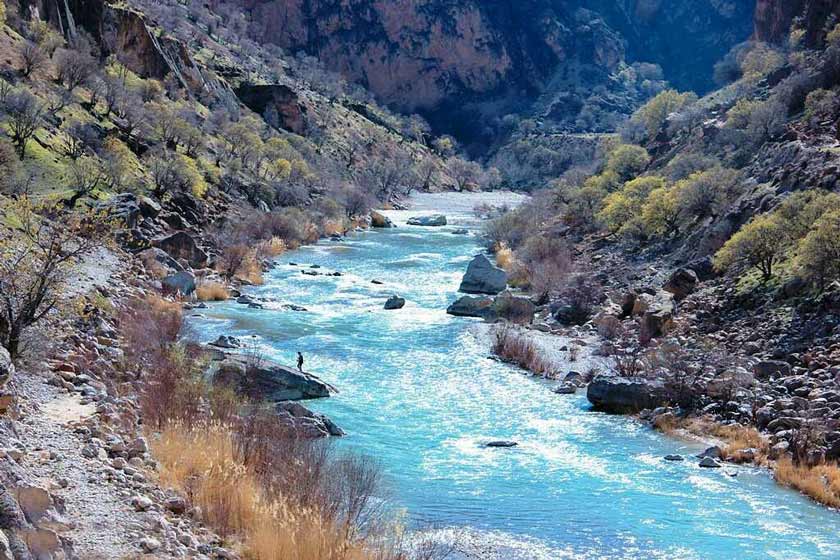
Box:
<box><xmin>186</xmin><ymin>194</ymin><xmax>840</xmax><ymax>560</ymax></box>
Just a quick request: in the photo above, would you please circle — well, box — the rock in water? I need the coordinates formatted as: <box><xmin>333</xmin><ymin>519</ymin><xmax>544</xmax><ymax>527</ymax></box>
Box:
<box><xmin>370</xmin><ymin>211</ymin><xmax>395</xmax><ymax>228</ymax></box>
<box><xmin>210</xmin><ymin>357</ymin><xmax>336</xmax><ymax>401</ymax></box>
<box><xmin>209</xmin><ymin>335</ymin><xmax>240</xmax><ymax>349</ymax></box>
<box><xmin>446</xmin><ymin>295</ymin><xmax>494</xmax><ymax>318</ymax></box>
<box><xmin>384</xmin><ymin>295</ymin><xmax>406</xmax><ymax>309</ymax></box>
<box><xmin>664</xmin><ymin>454</ymin><xmax>684</xmax><ymax>461</ymax></box>
<box><xmin>407</xmin><ymin>214</ymin><xmax>447</xmax><ymax>226</ymax></box>
<box><xmin>586</xmin><ymin>375</ymin><xmax>668</xmax><ymax>413</ymax></box>
<box><xmin>485</xmin><ymin>440</ymin><xmax>518</xmax><ymax>448</ymax></box>
<box><xmin>698</xmin><ymin>457</ymin><xmax>722</xmax><ymax>468</ymax></box>
<box><xmin>459</xmin><ymin>254</ymin><xmax>507</xmax><ymax>295</ymax></box>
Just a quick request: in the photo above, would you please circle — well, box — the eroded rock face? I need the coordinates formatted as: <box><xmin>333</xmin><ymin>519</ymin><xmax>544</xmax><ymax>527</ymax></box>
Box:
<box><xmin>754</xmin><ymin>0</ymin><xmax>840</xmax><ymax>46</ymax></box>
<box><xmin>235</xmin><ymin>84</ymin><xmax>307</xmax><ymax>135</ymax></box>
<box><xmin>237</xmin><ymin>0</ymin><xmax>753</xmax><ymax>141</ymax></box>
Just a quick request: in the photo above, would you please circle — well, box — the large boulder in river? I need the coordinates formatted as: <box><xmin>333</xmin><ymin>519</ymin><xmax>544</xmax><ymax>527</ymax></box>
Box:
<box><xmin>152</xmin><ymin>232</ymin><xmax>208</xmax><ymax>269</ymax></box>
<box><xmin>211</xmin><ymin>357</ymin><xmax>336</xmax><ymax>401</ymax></box>
<box><xmin>484</xmin><ymin>292</ymin><xmax>536</xmax><ymax>324</ymax></box>
<box><xmin>277</xmin><ymin>402</ymin><xmax>345</xmax><ymax>437</ymax></box>
<box><xmin>586</xmin><ymin>374</ymin><xmax>668</xmax><ymax>413</ymax></box>
<box><xmin>446</xmin><ymin>295</ymin><xmax>494</xmax><ymax>318</ymax></box>
<box><xmin>384</xmin><ymin>295</ymin><xmax>406</xmax><ymax>309</ymax></box>
<box><xmin>459</xmin><ymin>254</ymin><xmax>507</xmax><ymax>295</ymax></box>
<box><xmin>370</xmin><ymin>211</ymin><xmax>395</xmax><ymax>228</ymax></box>
<box><xmin>407</xmin><ymin>214</ymin><xmax>447</xmax><ymax>226</ymax></box>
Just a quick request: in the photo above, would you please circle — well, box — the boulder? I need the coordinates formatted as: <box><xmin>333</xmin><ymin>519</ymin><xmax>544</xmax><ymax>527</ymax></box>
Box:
<box><xmin>485</xmin><ymin>441</ymin><xmax>518</xmax><ymax>448</ymax></box>
<box><xmin>696</xmin><ymin>446</ymin><xmax>722</xmax><ymax>459</ymax></box>
<box><xmin>754</xmin><ymin>360</ymin><xmax>791</xmax><ymax>380</ymax></box>
<box><xmin>137</xmin><ymin>195</ymin><xmax>161</xmax><ymax>219</ymax></box>
<box><xmin>483</xmin><ymin>292</ymin><xmax>536</xmax><ymax>324</ymax></box>
<box><xmin>277</xmin><ymin>402</ymin><xmax>344</xmax><ymax>437</ymax></box>
<box><xmin>0</xmin><ymin>347</ymin><xmax>13</xmax><ymax>389</ymax></box>
<box><xmin>446</xmin><ymin>295</ymin><xmax>494</xmax><ymax>318</ymax></box>
<box><xmin>161</xmin><ymin>271</ymin><xmax>196</xmax><ymax>296</ymax></box>
<box><xmin>664</xmin><ymin>454</ymin><xmax>684</xmax><ymax>461</ymax></box>
<box><xmin>370</xmin><ymin>211</ymin><xmax>395</xmax><ymax>228</ymax></box>
<box><xmin>384</xmin><ymin>295</ymin><xmax>406</xmax><ymax>310</ymax></box>
<box><xmin>407</xmin><ymin>214</ymin><xmax>447</xmax><ymax>227</ymax></box>
<box><xmin>458</xmin><ymin>254</ymin><xmax>507</xmax><ymax>295</ymax></box>
<box><xmin>209</xmin><ymin>335</ymin><xmax>240</xmax><ymax>349</ymax></box>
<box><xmin>160</xmin><ymin>271</ymin><xmax>195</xmax><ymax>296</ymax></box>
<box><xmin>136</xmin><ymin>247</ymin><xmax>184</xmax><ymax>274</ymax></box>
<box><xmin>211</xmin><ymin>357</ymin><xmax>336</xmax><ymax>401</ymax></box>
<box><xmin>152</xmin><ymin>232</ymin><xmax>208</xmax><ymax>269</ymax></box>
<box><xmin>553</xmin><ymin>384</ymin><xmax>577</xmax><ymax>395</ymax></box>
<box><xmin>636</xmin><ymin>291</ymin><xmax>675</xmax><ymax>342</ymax></box>
<box><xmin>586</xmin><ymin>375</ymin><xmax>668</xmax><ymax>413</ymax></box>
<box><xmin>698</xmin><ymin>457</ymin><xmax>722</xmax><ymax>468</ymax></box>
<box><xmin>663</xmin><ymin>268</ymin><xmax>698</xmax><ymax>301</ymax></box>
<box><xmin>95</xmin><ymin>193</ymin><xmax>142</xmax><ymax>228</ymax></box>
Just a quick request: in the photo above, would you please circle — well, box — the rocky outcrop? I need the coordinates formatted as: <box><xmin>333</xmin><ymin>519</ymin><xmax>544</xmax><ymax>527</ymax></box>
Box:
<box><xmin>370</xmin><ymin>211</ymin><xmax>395</xmax><ymax>228</ymax></box>
<box><xmin>235</xmin><ymin>84</ymin><xmax>307</xmax><ymax>135</ymax></box>
<box><xmin>407</xmin><ymin>215</ymin><xmax>447</xmax><ymax>227</ymax></box>
<box><xmin>210</xmin><ymin>356</ymin><xmax>336</xmax><ymax>401</ymax></box>
<box><xmin>587</xmin><ymin>374</ymin><xmax>668</xmax><ymax>413</ymax></box>
<box><xmin>276</xmin><ymin>402</ymin><xmax>344</xmax><ymax>437</ymax></box>
<box><xmin>458</xmin><ymin>254</ymin><xmax>507</xmax><ymax>295</ymax></box>
<box><xmin>754</xmin><ymin>0</ymin><xmax>840</xmax><ymax>46</ymax></box>
<box><xmin>446</xmin><ymin>295</ymin><xmax>494</xmax><ymax>318</ymax></box>
<box><xmin>151</xmin><ymin>232</ymin><xmax>208</xmax><ymax>269</ymax></box>
<box><xmin>663</xmin><ymin>268</ymin><xmax>698</xmax><ymax>301</ymax></box>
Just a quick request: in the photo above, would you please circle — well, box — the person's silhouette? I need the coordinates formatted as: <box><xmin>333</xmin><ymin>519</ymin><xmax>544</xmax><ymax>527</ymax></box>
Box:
<box><xmin>297</xmin><ymin>351</ymin><xmax>304</xmax><ymax>372</ymax></box>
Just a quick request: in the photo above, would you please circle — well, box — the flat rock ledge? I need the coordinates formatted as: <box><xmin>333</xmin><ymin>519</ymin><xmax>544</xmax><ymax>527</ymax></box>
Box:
<box><xmin>208</xmin><ymin>355</ymin><xmax>337</xmax><ymax>401</ymax></box>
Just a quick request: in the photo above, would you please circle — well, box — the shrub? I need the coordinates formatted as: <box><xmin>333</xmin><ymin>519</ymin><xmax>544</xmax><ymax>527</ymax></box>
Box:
<box><xmin>630</xmin><ymin>90</ymin><xmax>698</xmax><ymax>139</ymax></box>
<box><xmin>776</xmin><ymin>190</ymin><xmax>840</xmax><ymax>240</ymax></box>
<box><xmin>739</xmin><ymin>43</ymin><xmax>785</xmax><ymax>82</ymax></box>
<box><xmin>714</xmin><ymin>214</ymin><xmax>788</xmax><ymax>280</ymax></box>
<box><xmin>640</xmin><ymin>186</ymin><xmax>680</xmax><ymax>237</ymax></box>
<box><xmin>196</xmin><ymin>281</ymin><xmax>230</xmax><ymax>301</ymax></box>
<box><xmin>673</xmin><ymin>167</ymin><xmax>741</xmax><ymax>221</ymax></box>
<box><xmin>491</xmin><ymin>326</ymin><xmax>558</xmax><ymax>377</ymax></box>
<box><xmin>598</xmin><ymin>176</ymin><xmax>666</xmax><ymax>236</ymax></box>
<box><xmin>804</xmin><ymin>88</ymin><xmax>839</xmax><ymax>121</ymax></box>
<box><xmin>797</xmin><ymin>209</ymin><xmax>840</xmax><ymax>289</ymax></box>
<box><xmin>605</xmin><ymin>144</ymin><xmax>650</xmax><ymax>181</ymax></box>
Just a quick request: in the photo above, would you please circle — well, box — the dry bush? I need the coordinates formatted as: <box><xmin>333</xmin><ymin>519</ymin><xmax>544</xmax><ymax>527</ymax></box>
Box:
<box><xmin>257</xmin><ymin>237</ymin><xmax>287</xmax><ymax>259</ymax></box>
<box><xmin>120</xmin><ymin>295</ymin><xmax>182</xmax><ymax>363</ymax></box>
<box><xmin>152</xmin><ymin>422</ymin><xmax>403</xmax><ymax>560</ymax></box>
<box><xmin>655</xmin><ymin>416</ymin><xmax>768</xmax><ymax>464</ymax></box>
<box><xmin>196</xmin><ymin>281</ymin><xmax>230</xmax><ymax>301</ymax></box>
<box><xmin>494</xmin><ymin>243</ymin><xmax>515</xmax><ymax>271</ymax></box>
<box><xmin>492</xmin><ymin>327</ymin><xmax>558</xmax><ymax>378</ymax></box>
<box><xmin>774</xmin><ymin>458</ymin><xmax>840</xmax><ymax>508</ymax></box>
<box><xmin>323</xmin><ymin>219</ymin><xmax>348</xmax><ymax>237</ymax></box>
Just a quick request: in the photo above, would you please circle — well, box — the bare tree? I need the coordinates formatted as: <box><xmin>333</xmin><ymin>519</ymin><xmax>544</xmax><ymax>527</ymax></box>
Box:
<box><xmin>0</xmin><ymin>199</ymin><xmax>101</xmax><ymax>359</ymax></box>
<box><xmin>2</xmin><ymin>89</ymin><xmax>45</xmax><ymax>158</ymax></box>
<box><xmin>20</xmin><ymin>43</ymin><xmax>47</xmax><ymax>79</ymax></box>
<box><xmin>54</xmin><ymin>48</ymin><xmax>97</xmax><ymax>92</ymax></box>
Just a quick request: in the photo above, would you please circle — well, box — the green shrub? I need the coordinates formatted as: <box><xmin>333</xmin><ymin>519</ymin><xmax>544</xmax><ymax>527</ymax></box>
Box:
<box><xmin>797</xmin><ymin>209</ymin><xmax>840</xmax><ymax>289</ymax></box>
<box><xmin>714</xmin><ymin>214</ymin><xmax>788</xmax><ymax>280</ymax></box>
<box><xmin>630</xmin><ymin>90</ymin><xmax>697</xmax><ymax>139</ymax></box>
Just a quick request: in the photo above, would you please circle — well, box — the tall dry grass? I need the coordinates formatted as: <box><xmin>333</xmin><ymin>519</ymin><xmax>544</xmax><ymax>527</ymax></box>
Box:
<box><xmin>774</xmin><ymin>458</ymin><xmax>840</xmax><ymax>508</ymax></box>
<box><xmin>492</xmin><ymin>327</ymin><xmax>558</xmax><ymax>378</ymax></box>
<box><xmin>653</xmin><ymin>416</ymin><xmax>768</xmax><ymax>464</ymax></box>
<box><xmin>196</xmin><ymin>281</ymin><xmax>230</xmax><ymax>301</ymax></box>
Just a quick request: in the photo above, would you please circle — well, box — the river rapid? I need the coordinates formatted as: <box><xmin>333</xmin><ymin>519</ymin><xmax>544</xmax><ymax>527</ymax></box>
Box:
<box><xmin>186</xmin><ymin>192</ymin><xmax>840</xmax><ymax>560</ymax></box>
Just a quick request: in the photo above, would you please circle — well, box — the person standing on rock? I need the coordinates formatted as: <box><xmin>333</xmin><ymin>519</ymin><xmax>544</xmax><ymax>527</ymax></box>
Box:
<box><xmin>297</xmin><ymin>351</ymin><xmax>304</xmax><ymax>372</ymax></box>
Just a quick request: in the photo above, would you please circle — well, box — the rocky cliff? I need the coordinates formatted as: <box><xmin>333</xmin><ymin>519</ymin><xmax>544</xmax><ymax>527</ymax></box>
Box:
<box><xmin>754</xmin><ymin>0</ymin><xmax>840</xmax><ymax>46</ymax></box>
<box><xmin>236</xmin><ymin>0</ymin><xmax>755</xmax><ymax>142</ymax></box>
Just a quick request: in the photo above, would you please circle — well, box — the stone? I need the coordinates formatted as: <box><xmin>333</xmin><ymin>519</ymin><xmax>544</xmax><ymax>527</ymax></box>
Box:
<box><xmin>446</xmin><ymin>295</ymin><xmax>494</xmax><ymax>318</ymax></box>
<box><xmin>586</xmin><ymin>375</ymin><xmax>668</xmax><ymax>413</ymax></box>
<box><xmin>384</xmin><ymin>295</ymin><xmax>406</xmax><ymax>310</ymax></box>
<box><xmin>696</xmin><ymin>446</ymin><xmax>722</xmax><ymax>459</ymax></box>
<box><xmin>484</xmin><ymin>292</ymin><xmax>537</xmax><ymax>324</ymax></box>
<box><xmin>0</xmin><ymin>347</ymin><xmax>13</xmax><ymax>390</ymax></box>
<box><xmin>96</xmin><ymin>193</ymin><xmax>142</xmax><ymax>228</ymax></box>
<box><xmin>407</xmin><ymin>214</ymin><xmax>447</xmax><ymax>227</ymax></box>
<box><xmin>664</xmin><ymin>454</ymin><xmax>684</xmax><ymax>461</ymax></box>
<box><xmin>139</xmin><ymin>537</ymin><xmax>162</xmax><ymax>553</ymax></box>
<box><xmin>553</xmin><ymin>384</ymin><xmax>577</xmax><ymax>395</ymax></box>
<box><xmin>698</xmin><ymin>457</ymin><xmax>722</xmax><ymax>468</ymax></box>
<box><xmin>754</xmin><ymin>360</ymin><xmax>791</xmax><ymax>380</ymax></box>
<box><xmin>277</xmin><ymin>402</ymin><xmax>345</xmax><ymax>437</ymax></box>
<box><xmin>211</xmin><ymin>357</ymin><xmax>336</xmax><ymax>401</ymax></box>
<box><xmin>14</xmin><ymin>485</ymin><xmax>53</xmax><ymax>524</ymax></box>
<box><xmin>636</xmin><ymin>291</ymin><xmax>675</xmax><ymax>342</ymax></box>
<box><xmin>458</xmin><ymin>254</ymin><xmax>507</xmax><ymax>295</ymax></box>
<box><xmin>136</xmin><ymin>247</ymin><xmax>184</xmax><ymax>274</ymax></box>
<box><xmin>663</xmin><ymin>268</ymin><xmax>698</xmax><ymax>301</ymax></box>
<box><xmin>485</xmin><ymin>441</ymin><xmax>518</xmax><ymax>448</ymax></box>
<box><xmin>152</xmin><ymin>232</ymin><xmax>209</xmax><ymax>269</ymax></box>
<box><xmin>370</xmin><ymin>211</ymin><xmax>395</xmax><ymax>228</ymax></box>
<box><xmin>236</xmin><ymin>83</ymin><xmax>307</xmax><ymax>135</ymax></box>
<box><xmin>162</xmin><ymin>271</ymin><xmax>196</xmax><ymax>296</ymax></box>
<box><xmin>209</xmin><ymin>335</ymin><xmax>240</xmax><ymax>349</ymax></box>
<box><xmin>131</xmin><ymin>495</ymin><xmax>154</xmax><ymax>512</ymax></box>
<box><xmin>165</xmin><ymin>496</ymin><xmax>188</xmax><ymax>515</ymax></box>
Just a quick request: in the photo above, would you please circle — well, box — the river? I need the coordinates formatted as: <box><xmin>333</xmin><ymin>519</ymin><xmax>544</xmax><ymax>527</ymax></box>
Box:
<box><xmin>186</xmin><ymin>193</ymin><xmax>840</xmax><ymax>560</ymax></box>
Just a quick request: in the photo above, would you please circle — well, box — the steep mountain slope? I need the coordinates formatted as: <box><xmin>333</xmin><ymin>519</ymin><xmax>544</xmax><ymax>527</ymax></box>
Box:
<box><xmin>233</xmin><ymin>0</ymin><xmax>755</xmax><ymax>144</ymax></box>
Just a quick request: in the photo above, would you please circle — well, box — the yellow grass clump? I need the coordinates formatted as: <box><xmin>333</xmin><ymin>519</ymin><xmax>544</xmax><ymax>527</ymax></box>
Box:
<box><xmin>494</xmin><ymin>243</ymin><xmax>515</xmax><ymax>271</ymax></box>
<box><xmin>653</xmin><ymin>416</ymin><xmax>769</xmax><ymax>465</ymax></box>
<box><xmin>774</xmin><ymin>458</ymin><xmax>840</xmax><ymax>509</ymax></box>
<box><xmin>257</xmin><ymin>237</ymin><xmax>287</xmax><ymax>258</ymax></box>
<box><xmin>236</xmin><ymin>252</ymin><xmax>264</xmax><ymax>285</ymax></box>
<box><xmin>196</xmin><ymin>281</ymin><xmax>230</xmax><ymax>301</ymax></box>
<box><xmin>492</xmin><ymin>327</ymin><xmax>558</xmax><ymax>378</ymax></box>
<box><xmin>151</xmin><ymin>424</ymin><xmax>396</xmax><ymax>560</ymax></box>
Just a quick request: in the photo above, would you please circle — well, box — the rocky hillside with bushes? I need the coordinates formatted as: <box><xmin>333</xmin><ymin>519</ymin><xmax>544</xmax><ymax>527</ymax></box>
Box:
<box><xmin>481</xmin><ymin>0</ymin><xmax>840</xmax><ymax>507</ymax></box>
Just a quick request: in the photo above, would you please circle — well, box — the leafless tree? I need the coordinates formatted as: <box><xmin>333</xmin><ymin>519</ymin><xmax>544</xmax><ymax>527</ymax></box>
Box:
<box><xmin>2</xmin><ymin>89</ymin><xmax>45</xmax><ymax>158</ymax></box>
<box><xmin>20</xmin><ymin>43</ymin><xmax>47</xmax><ymax>79</ymax></box>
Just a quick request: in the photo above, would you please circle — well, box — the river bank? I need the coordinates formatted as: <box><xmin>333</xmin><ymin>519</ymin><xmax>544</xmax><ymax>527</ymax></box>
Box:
<box><xmin>185</xmin><ymin>191</ymin><xmax>840</xmax><ymax>559</ymax></box>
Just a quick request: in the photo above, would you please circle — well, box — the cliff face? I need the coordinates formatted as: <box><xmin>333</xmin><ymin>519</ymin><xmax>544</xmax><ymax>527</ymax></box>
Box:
<box><xmin>754</xmin><ymin>0</ymin><xmax>840</xmax><ymax>46</ymax></box>
<box><xmin>237</xmin><ymin>0</ymin><xmax>754</xmax><ymax>139</ymax></box>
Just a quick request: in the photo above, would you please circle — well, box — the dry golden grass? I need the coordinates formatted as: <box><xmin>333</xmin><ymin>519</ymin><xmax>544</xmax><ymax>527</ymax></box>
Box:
<box><xmin>774</xmin><ymin>458</ymin><xmax>840</xmax><ymax>508</ymax></box>
<box><xmin>323</xmin><ymin>219</ymin><xmax>347</xmax><ymax>237</ymax></box>
<box><xmin>256</xmin><ymin>237</ymin><xmax>287</xmax><ymax>258</ymax></box>
<box><xmin>152</xmin><ymin>424</ymin><xmax>390</xmax><ymax>560</ymax></box>
<box><xmin>196</xmin><ymin>281</ymin><xmax>230</xmax><ymax>301</ymax></box>
<box><xmin>492</xmin><ymin>327</ymin><xmax>558</xmax><ymax>378</ymax></box>
<box><xmin>236</xmin><ymin>252</ymin><xmax>264</xmax><ymax>285</ymax></box>
<box><xmin>495</xmin><ymin>244</ymin><xmax>515</xmax><ymax>271</ymax></box>
<box><xmin>654</xmin><ymin>416</ymin><xmax>768</xmax><ymax>464</ymax></box>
